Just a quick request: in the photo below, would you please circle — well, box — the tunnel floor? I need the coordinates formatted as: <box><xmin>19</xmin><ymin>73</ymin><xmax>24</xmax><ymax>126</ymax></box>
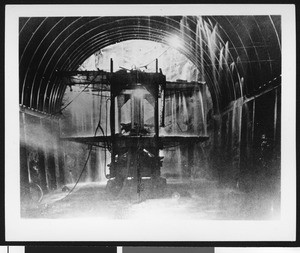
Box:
<box><xmin>21</xmin><ymin>178</ymin><xmax>280</xmax><ymax>220</ymax></box>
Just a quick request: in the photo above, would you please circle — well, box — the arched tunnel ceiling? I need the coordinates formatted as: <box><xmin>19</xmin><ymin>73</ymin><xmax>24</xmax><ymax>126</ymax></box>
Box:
<box><xmin>19</xmin><ymin>16</ymin><xmax>281</xmax><ymax>114</ymax></box>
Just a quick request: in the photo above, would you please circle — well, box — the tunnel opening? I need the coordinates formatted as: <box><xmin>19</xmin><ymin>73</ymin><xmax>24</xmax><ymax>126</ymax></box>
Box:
<box><xmin>59</xmin><ymin>40</ymin><xmax>213</xmax><ymax>186</ymax></box>
<box><xmin>19</xmin><ymin>16</ymin><xmax>281</xmax><ymax>220</ymax></box>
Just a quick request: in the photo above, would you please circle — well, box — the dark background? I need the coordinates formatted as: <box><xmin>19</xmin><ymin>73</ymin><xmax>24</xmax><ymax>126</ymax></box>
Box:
<box><xmin>123</xmin><ymin>247</ymin><xmax>214</xmax><ymax>253</ymax></box>
<box><xmin>24</xmin><ymin>246</ymin><xmax>215</xmax><ymax>253</ymax></box>
<box><xmin>25</xmin><ymin>246</ymin><xmax>117</xmax><ymax>253</ymax></box>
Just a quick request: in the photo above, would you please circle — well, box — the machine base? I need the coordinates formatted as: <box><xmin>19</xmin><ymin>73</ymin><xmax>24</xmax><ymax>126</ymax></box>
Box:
<box><xmin>106</xmin><ymin>177</ymin><xmax>167</xmax><ymax>199</ymax></box>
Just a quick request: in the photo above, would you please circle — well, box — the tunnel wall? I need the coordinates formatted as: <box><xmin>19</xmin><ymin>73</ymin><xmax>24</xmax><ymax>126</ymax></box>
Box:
<box><xmin>160</xmin><ymin>76</ymin><xmax>280</xmax><ymax>194</ymax></box>
<box><xmin>211</xmin><ymin>78</ymin><xmax>281</xmax><ymax>193</ymax></box>
<box><xmin>20</xmin><ymin>112</ymin><xmax>65</xmax><ymax>202</ymax></box>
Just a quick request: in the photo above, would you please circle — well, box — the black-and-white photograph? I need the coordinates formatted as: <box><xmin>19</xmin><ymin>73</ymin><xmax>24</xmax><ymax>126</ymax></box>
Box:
<box><xmin>5</xmin><ymin>5</ymin><xmax>296</xmax><ymax>241</ymax></box>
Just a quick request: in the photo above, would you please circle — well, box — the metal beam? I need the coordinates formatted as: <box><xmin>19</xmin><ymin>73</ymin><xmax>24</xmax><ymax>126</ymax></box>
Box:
<box><xmin>61</xmin><ymin>135</ymin><xmax>209</xmax><ymax>149</ymax></box>
<box><xmin>56</xmin><ymin>70</ymin><xmax>206</xmax><ymax>92</ymax></box>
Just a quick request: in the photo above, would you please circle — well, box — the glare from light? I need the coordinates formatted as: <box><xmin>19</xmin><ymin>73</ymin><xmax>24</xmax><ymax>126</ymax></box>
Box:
<box><xmin>128</xmin><ymin>199</ymin><xmax>195</xmax><ymax>220</ymax></box>
<box><xmin>168</xmin><ymin>35</ymin><xmax>183</xmax><ymax>50</ymax></box>
<box><xmin>132</xmin><ymin>88</ymin><xmax>146</xmax><ymax>99</ymax></box>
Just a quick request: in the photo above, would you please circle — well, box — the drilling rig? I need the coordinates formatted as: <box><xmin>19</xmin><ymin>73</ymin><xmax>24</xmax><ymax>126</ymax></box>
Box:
<box><xmin>59</xmin><ymin>59</ymin><xmax>209</xmax><ymax>198</ymax></box>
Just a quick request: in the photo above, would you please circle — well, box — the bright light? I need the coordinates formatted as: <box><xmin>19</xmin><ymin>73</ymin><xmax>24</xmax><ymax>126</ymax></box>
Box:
<box><xmin>167</xmin><ymin>35</ymin><xmax>183</xmax><ymax>49</ymax></box>
<box><xmin>128</xmin><ymin>199</ymin><xmax>195</xmax><ymax>220</ymax></box>
<box><xmin>132</xmin><ymin>88</ymin><xmax>146</xmax><ymax>99</ymax></box>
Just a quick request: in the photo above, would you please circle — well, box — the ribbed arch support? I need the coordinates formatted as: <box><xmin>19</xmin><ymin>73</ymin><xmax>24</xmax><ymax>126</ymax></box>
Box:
<box><xmin>19</xmin><ymin>16</ymin><xmax>281</xmax><ymax>114</ymax></box>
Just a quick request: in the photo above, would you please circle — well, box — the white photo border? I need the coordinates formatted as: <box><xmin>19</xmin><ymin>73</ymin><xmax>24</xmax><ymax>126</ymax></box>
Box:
<box><xmin>5</xmin><ymin>4</ymin><xmax>296</xmax><ymax>241</ymax></box>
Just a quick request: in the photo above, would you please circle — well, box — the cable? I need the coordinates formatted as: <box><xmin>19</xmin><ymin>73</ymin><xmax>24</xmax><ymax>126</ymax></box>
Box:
<box><xmin>59</xmin><ymin>83</ymin><xmax>91</xmax><ymax>113</ymax></box>
<box><xmin>94</xmin><ymin>81</ymin><xmax>103</xmax><ymax>135</ymax></box>
<box><xmin>96</xmin><ymin>86</ymin><xmax>111</xmax><ymax>147</ymax></box>
<box><xmin>58</xmin><ymin>145</ymin><xmax>93</xmax><ymax>201</ymax></box>
<box><xmin>94</xmin><ymin>83</ymin><xmax>110</xmax><ymax>179</ymax></box>
<box><xmin>138</xmin><ymin>47</ymin><xmax>171</xmax><ymax>69</ymax></box>
<box><xmin>58</xmin><ymin>80</ymin><xmax>108</xmax><ymax>200</ymax></box>
<box><xmin>46</xmin><ymin>70</ymin><xmax>105</xmax><ymax>119</ymax></box>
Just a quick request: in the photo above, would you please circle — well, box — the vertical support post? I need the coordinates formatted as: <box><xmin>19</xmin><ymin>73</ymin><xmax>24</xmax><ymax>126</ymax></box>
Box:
<box><xmin>171</xmin><ymin>93</ymin><xmax>174</xmax><ymax>132</ymax></box>
<box><xmin>116</xmin><ymin>96</ymin><xmax>122</xmax><ymax>134</ymax></box>
<box><xmin>153</xmin><ymin>80</ymin><xmax>160</xmax><ymax>178</ymax></box>
<box><xmin>174</xmin><ymin>93</ymin><xmax>177</xmax><ymax>134</ymax></box>
<box><xmin>110</xmin><ymin>90</ymin><xmax>115</xmax><ymax>139</ymax></box>
<box><xmin>110</xmin><ymin>58</ymin><xmax>113</xmax><ymax>73</ymax></box>
<box><xmin>155</xmin><ymin>59</ymin><xmax>158</xmax><ymax>73</ymax></box>
<box><xmin>154</xmin><ymin>83</ymin><xmax>159</xmax><ymax>139</ymax></box>
<box><xmin>110</xmin><ymin>77</ymin><xmax>116</xmax><ymax>178</ymax></box>
<box><xmin>131</xmin><ymin>94</ymin><xmax>135</xmax><ymax>130</ymax></box>
<box><xmin>140</xmin><ymin>95</ymin><xmax>144</xmax><ymax>129</ymax></box>
<box><xmin>161</xmin><ymin>82</ymin><xmax>166</xmax><ymax>127</ymax></box>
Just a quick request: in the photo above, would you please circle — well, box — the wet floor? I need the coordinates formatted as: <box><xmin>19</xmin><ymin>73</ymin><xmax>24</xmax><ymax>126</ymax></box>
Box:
<box><xmin>22</xmin><ymin>179</ymin><xmax>280</xmax><ymax>220</ymax></box>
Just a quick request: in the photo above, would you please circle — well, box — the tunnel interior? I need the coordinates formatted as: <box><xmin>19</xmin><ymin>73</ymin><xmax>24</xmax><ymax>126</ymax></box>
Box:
<box><xmin>19</xmin><ymin>16</ymin><xmax>281</xmax><ymax>219</ymax></box>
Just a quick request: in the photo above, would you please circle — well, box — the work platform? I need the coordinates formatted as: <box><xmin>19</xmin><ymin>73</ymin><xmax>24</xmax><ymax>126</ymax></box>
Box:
<box><xmin>61</xmin><ymin>135</ymin><xmax>209</xmax><ymax>149</ymax></box>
